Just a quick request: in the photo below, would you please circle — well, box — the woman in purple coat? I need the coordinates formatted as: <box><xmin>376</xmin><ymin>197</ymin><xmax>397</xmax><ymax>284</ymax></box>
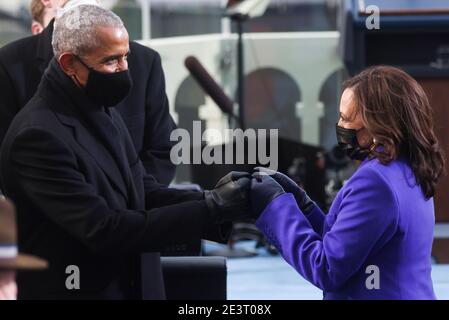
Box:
<box><xmin>249</xmin><ymin>66</ymin><xmax>445</xmax><ymax>299</ymax></box>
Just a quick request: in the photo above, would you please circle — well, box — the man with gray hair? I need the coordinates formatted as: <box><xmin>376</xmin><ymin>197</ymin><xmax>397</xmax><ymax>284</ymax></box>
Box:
<box><xmin>0</xmin><ymin>0</ymin><xmax>176</xmax><ymax>185</ymax></box>
<box><xmin>51</xmin><ymin>5</ymin><xmax>131</xmax><ymax>107</ymax></box>
<box><xmin>0</xmin><ymin>5</ymin><xmax>252</xmax><ymax>299</ymax></box>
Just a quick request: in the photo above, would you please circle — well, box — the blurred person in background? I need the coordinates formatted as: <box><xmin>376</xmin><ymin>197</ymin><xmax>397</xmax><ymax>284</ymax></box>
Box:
<box><xmin>30</xmin><ymin>0</ymin><xmax>53</xmax><ymax>35</ymax></box>
<box><xmin>0</xmin><ymin>197</ymin><xmax>48</xmax><ymax>300</ymax></box>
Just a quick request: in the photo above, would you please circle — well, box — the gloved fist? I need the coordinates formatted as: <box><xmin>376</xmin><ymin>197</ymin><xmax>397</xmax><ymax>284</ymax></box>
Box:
<box><xmin>204</xmin><ymin>171</ymin><xmax>251</xmax><ymax>224</ymax></box>
<box><xmin>254</xmin><ymin>167</ymin><xmax>316</xmax><ymax>215</ymax></box>
<box><xmin>250</xmin><ymin>171</ymin><xmax>285</xmax><ymax>219</ymax></box>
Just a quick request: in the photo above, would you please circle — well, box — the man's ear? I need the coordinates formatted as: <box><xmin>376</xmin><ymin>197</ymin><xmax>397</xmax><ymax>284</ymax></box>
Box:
<box><xmin>58</xmin><ymin>53</ymin><xmax>77</xmax><ymax>76</ymax></box>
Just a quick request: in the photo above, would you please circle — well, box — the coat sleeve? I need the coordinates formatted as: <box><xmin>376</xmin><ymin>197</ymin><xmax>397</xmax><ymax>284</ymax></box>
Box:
<box><xmin>142</xmin><ymin>172</ymin><xmax>231</xmax><ymax>244</ymax></box>
<box><xmin>5</xmin><ymin>127</ymin><xmax>210</xmax><ymax>256</ymax></box>
<box><xmin>140</xmin><ymin>50</ymin><xmax>177</xmax><ymax>185</ymax></box>
<box><xmin>142</xmin><ymin>171</ymin><xmax>204</xmax><ymax>208</ymax></box>
<box><xmin>304</xmin><ymin>204</ymin><xmax>326</xmax><ymax>236</ymax></box>
<box><xmin>255</xmin><ymin>167</ymin><xmax>399</xmax><ymax>291</ymax></box>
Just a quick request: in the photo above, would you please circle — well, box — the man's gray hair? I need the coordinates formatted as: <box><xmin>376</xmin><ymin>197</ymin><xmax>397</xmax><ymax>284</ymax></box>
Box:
<box><xmin>52</xmin><ymin>5</ymin><xmax>125</xmax><ymax>58</ymax></box>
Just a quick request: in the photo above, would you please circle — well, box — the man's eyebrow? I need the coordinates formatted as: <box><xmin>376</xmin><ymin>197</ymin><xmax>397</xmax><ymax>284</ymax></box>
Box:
<box><xmin>100</xmin><ymin>50</ymin><xmax>131</xmax><ymax>63</ymax></box>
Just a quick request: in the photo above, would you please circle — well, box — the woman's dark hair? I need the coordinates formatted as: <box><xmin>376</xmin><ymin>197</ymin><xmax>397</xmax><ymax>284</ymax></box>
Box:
<box><xmin>343</xmin><ymin>65</ymin><xmax>445</xmax><ymax>198</ymax></box>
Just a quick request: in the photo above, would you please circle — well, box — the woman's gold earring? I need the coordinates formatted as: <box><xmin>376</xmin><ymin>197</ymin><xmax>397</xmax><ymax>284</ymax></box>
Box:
<box><xmin>369</xmin><ymin>138</ymin><xmax>377</xmax><ymax>152</ymax></box>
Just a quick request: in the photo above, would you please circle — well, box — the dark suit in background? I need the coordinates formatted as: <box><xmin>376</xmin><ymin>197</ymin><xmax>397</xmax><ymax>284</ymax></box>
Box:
<box><xmin>0</xmin><ymin>20</ymin><xmax>176</xmax><ymax>184</ymax></box>
<box><xmin>0</xmin><ymin>58</ymin><xmax>221</xmax><ymax>299</ymax></box>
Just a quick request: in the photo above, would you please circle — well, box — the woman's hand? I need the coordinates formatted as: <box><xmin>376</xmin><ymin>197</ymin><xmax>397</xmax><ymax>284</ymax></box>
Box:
<box><xmin>254</xmin><ymin>167</ymin><xmax>316</xmax><ymax>215</ymax></box>
<box><xmin>250</xmin><ymin>171</ymin><xmax>285</xmax><ymax>219</ymax></box>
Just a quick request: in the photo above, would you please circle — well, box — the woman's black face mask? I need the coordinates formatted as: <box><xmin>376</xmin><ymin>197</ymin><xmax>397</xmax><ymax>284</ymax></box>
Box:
<box><xmin>74</xmin><ymin>55</ymin><xmax>133</xmax><ymax>107</ymax></box>
<box><xmin>335</xmin><ymin>124</ymin><xmax>371</xmax><ymax>161</ymax></box>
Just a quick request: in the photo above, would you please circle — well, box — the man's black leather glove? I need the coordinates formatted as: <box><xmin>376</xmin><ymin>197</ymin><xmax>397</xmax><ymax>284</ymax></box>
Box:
<box><xmin>204</xmin><ymin>171</ymin><xmax>251</xmax><ymax>224</ymax></box>
<box><xmin>250</xmin><ymin>171</ymin><xmax>285</xmax><ymax>219</ymax></box>
<box><xmin>254</xmin><ymin>167</ymin><xmax>316</xmax><ymax>215</ymax></box>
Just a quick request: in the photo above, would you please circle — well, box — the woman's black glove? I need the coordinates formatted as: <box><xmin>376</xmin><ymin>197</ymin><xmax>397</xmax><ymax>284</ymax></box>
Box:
<box><xmin>250</xmin><ymin>171</ymin><xmax>285</xmax><ymax>219</ymax></box>
<box><xmin>204</xmin><ymin>171</ymin><xmax>252</xmax><ymax>224</ymax></box>
<box><xmin>254</xmin><ymin>167</ymin><xmax>316</xmax><ymax>215</ymax></box>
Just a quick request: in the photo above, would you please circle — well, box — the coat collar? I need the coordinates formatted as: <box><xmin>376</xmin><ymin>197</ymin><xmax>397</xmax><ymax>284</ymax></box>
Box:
<box><xmin>38</xmin><ymin>59</ymin><xmax>131</xmax><ymax>200</ymax></box>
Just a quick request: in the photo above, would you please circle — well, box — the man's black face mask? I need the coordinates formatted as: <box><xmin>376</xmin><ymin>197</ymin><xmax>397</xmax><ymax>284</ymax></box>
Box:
<box><xmin>335</xmin><ymin>124</ymin><xmax>372</xmax><ymax>161</ymax></box>
<box><xmin>74</xmin><ymin>55</ymin><xmax>133</xmax><ymax>107</ymax></box>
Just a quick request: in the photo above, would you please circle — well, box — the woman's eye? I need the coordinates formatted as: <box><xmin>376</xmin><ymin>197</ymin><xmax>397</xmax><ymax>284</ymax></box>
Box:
<box><xmin>340</xmin><ymin>114</ymin><xmax>350</xmax><ymax>123</ymax></box>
